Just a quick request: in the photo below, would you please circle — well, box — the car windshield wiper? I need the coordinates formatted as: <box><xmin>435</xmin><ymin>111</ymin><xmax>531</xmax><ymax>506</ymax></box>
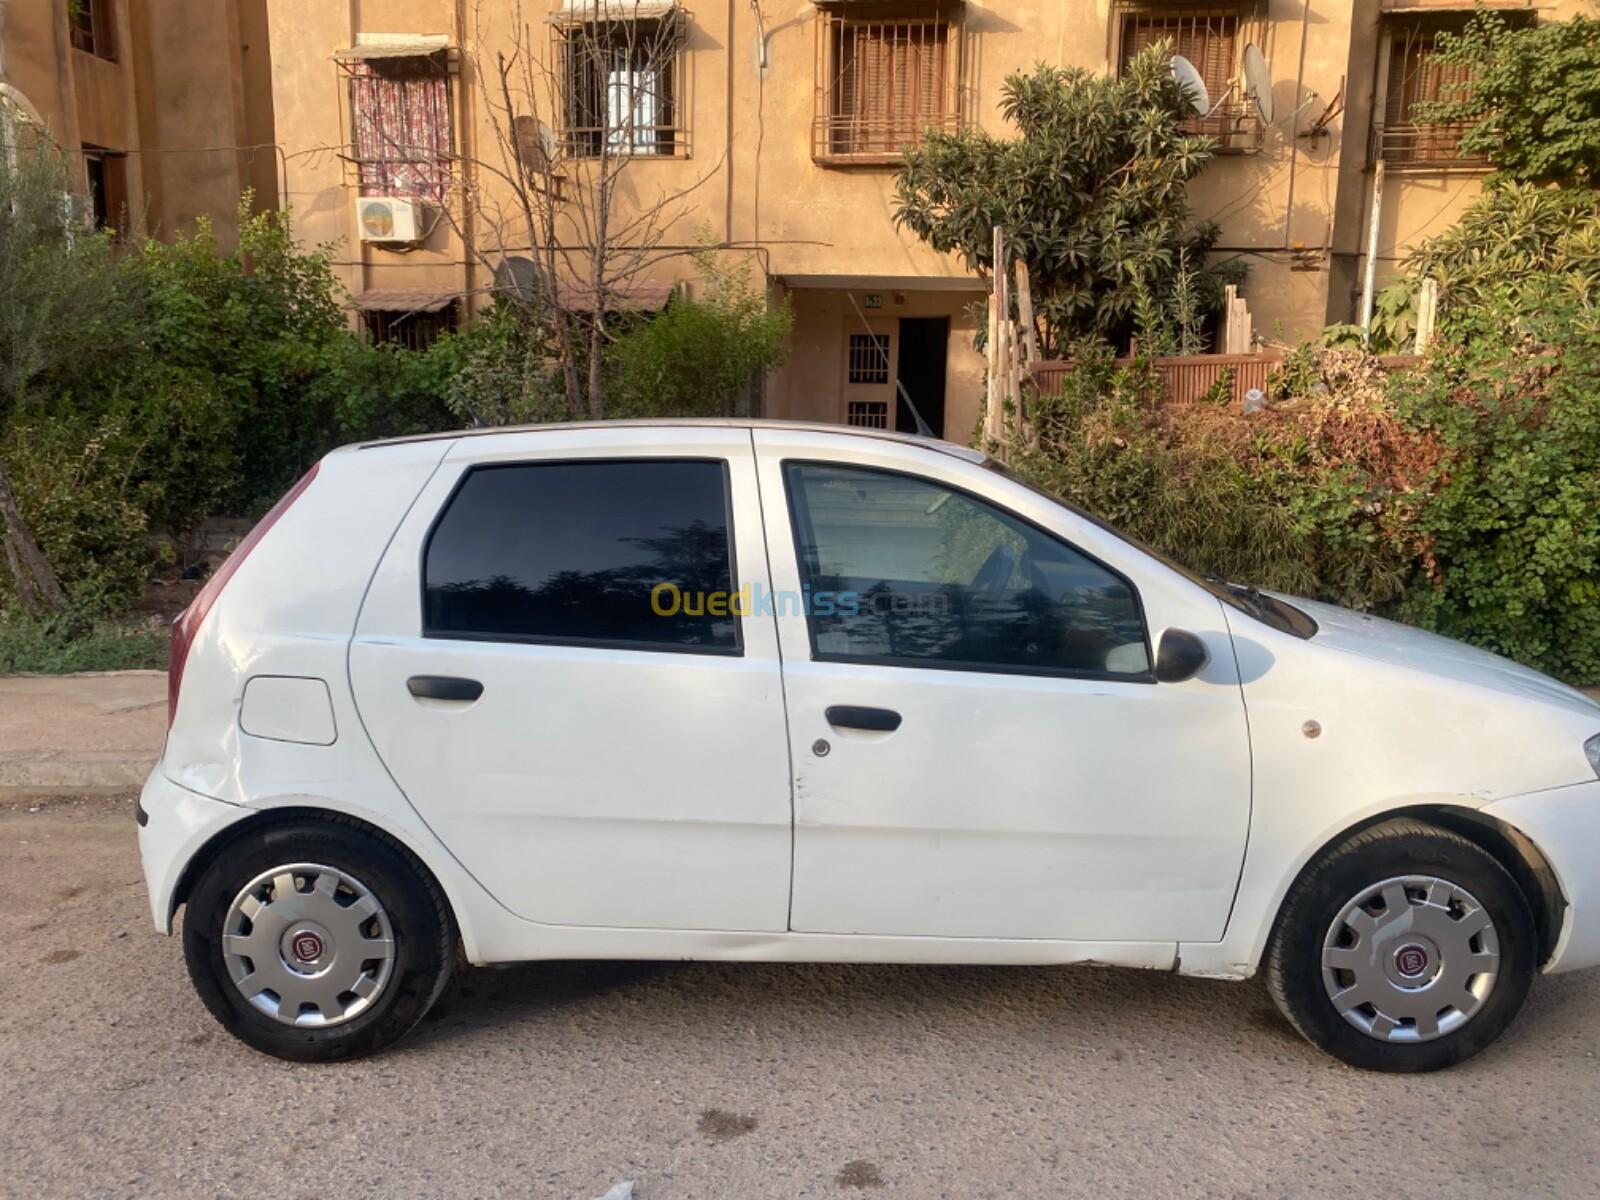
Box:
<box><xmin>1203</xmin><ymin>576</ymin><xmax>1318</xmax><ymax>640</ymax></box>
<box><xmin>1204</xmin><ymin>575</ymin><xmax>1268</xmax><ymax>613</ymax></box>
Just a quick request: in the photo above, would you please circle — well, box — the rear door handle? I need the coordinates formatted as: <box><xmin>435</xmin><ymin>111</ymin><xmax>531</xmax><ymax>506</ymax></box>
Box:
<box><xmin>825</xmin><ymin>705</ymin><xmax>902</xmax><ymax>732</ymax></box>
<box><xmin>407</xmin><ymin>675</ymin><xmax>484</xmax><ymax>702</ymax></box>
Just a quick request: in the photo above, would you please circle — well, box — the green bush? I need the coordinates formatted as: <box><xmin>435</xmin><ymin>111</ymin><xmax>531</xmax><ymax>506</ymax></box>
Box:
<box><xmin>1008</xmin><ymin>345</ymin><xmax>1425</xmax><ymax>613</ymax></box>
<box><xmin>443</xmin><ymin>301</ymin><xmax>571</xmax><ymax>428</ymax></box>
<box><xmin>0</xmin><ymin>613</ymin><xmax>167</xmax><ymax>673</ymax></box>
<box><xmin>1010</xmin><ymin>311</ymin><xmax>1600</xmax><ymax>684</ymax></box>
<box><xmin>1394</xmin><ymin>299</ymin><xmax>1600</xmax><ymax>681</ymax></box>
<box><xmin>609</xmin><ymin>253</ymin><xmax>793</xmax><ymax>418</ymax></box>
<box><xmin>0</xmin><ymin>414</ymin><xmax>154</xmax><ymax>614</ymax></box>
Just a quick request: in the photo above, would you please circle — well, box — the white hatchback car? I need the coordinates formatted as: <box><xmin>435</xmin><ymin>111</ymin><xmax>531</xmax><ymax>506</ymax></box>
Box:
<box><xmin>140</xmin><ymin>421</ymin><xmax>1600</xmax><ymax>1070</ymax></box>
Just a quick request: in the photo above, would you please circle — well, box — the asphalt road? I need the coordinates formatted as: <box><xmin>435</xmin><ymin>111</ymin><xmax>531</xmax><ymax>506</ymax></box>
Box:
<box><xmin>4</xmin><ymin>795</ymin><xmax>1599</xmax><ymax>1199</ymax></box>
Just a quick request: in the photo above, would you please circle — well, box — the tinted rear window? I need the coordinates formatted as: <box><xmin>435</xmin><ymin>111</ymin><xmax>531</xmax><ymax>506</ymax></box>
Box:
<box><xmin>424</xmin><ymin>459</ymin><xmax>739</xmax><ymax>652</ymax></box>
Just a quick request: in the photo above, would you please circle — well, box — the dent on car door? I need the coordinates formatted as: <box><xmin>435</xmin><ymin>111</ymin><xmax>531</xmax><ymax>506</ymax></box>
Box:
<box><xmin>348</xmin><ymin>434</ymin><xmax>794</xmax><ymax>932</ymax></box>
<box><xmin>754</xmin><ymin>438</ymin><xmax>1253</xmax><ymax>943</ymax></box>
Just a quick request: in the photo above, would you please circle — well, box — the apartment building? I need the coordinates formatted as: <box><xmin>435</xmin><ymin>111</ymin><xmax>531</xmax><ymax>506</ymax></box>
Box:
<box><xmin>264</xmin><ymin>0</ymin><xmax>1584</xmax><ymax>438</ymax></box>
<box><xmin>0</xmin><ymin>0</ymin><xmax>276</xmax><ymax>244</ymax></box>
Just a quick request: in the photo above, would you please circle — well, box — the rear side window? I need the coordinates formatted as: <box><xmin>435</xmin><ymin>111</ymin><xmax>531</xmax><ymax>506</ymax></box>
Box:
<box><xmin>424</xmin><ymin>459</ymin><xmax>739</xmax><ymax>653</ymax></box>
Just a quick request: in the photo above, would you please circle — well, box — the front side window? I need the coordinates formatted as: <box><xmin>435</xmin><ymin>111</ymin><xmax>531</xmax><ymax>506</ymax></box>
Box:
<box><xmin>82</xmin><ymin>145</ymin><xmax>127</xmax><ymax>235</ymax></box>
<box><xmin>362</xmin><ymin>303</ymin><xmax>457</xmax><ymax>351</ymax></box>
<box><xmin>1117</xmin><ymin>6</ymin><xmax>1255</xmax><ymax>146</ymax></box>
<box><xmin>425</xmin><ymin>460</ymin><xmax>739</xmax><ymax>652</ymax></box>
<box><xmin>784</xmin><ymin>463</ymin><xmax>1150</xmax><ymax>678</ymax></box>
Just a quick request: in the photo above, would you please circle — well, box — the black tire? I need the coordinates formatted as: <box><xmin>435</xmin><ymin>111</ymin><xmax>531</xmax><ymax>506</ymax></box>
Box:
<box><xmin>1265</xmin><ymin>818</ymin><xmax>1535</xmax><ymax>1073</ymax></box>
<box><xmin>182</xmin><ymin>817</ymin><xmax>454</xmax><ymax>1062</ymax></box>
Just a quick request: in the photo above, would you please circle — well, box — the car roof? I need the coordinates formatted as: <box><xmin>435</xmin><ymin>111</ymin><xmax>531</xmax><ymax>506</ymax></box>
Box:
<box><xmin>358</xmin><ymin>418</ymin><xmax>989</xmax><ymax>465</ymax></box>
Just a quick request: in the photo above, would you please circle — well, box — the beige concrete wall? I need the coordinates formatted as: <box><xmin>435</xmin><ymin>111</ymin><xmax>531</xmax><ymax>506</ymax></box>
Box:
<box><xmin>0</xmin><ymin>0</ymin><xmax>277</xmax><ymax>246</ymax></box>
<box><xmin>129</xmin><ymin>0</ymin><xmax>277</xmax><ymax>243</ymax></box>
<box><xmin>3</xmin><ymin>0</ymin><xmax>80</xmax><ymax>149</ymax></box>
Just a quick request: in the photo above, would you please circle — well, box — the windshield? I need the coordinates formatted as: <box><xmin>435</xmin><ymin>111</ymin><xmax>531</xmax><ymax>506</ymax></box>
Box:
<box><xmin>981</xmin><ymin>459</ymin><xmax>1319</xmax><ymax>640</ymax></box>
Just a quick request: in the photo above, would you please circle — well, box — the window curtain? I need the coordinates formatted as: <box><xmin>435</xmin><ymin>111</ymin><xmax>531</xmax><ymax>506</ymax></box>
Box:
<box><xmin>349</xmin><ymin>62</ymin><xmax>452</xmax><ymax>203</ymax></box>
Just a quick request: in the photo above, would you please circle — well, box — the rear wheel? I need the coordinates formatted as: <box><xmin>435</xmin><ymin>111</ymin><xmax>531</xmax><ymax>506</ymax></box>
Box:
<box><xmin>1266</xmin><ymin>818</ymin><xmax>1535</xmax><ymax>1072</ymax></box>
<box><xmin>183</xmin><ymin>819</ymin><xmax>453</xmax><ymax>1062</ymax></box>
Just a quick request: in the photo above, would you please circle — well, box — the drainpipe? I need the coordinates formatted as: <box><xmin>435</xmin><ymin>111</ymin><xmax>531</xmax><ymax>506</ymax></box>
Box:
<box><xmin>1359</xmin><ymin>158</ymin><xmax>1385</xmax><ymax>346</ymax></box>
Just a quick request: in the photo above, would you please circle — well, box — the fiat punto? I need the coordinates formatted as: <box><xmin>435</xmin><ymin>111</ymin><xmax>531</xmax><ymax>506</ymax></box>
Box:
<box><xmin>139</xmin><ymin>421</ymin><xmax>1600</xmax><ymax>1070</ymax></box>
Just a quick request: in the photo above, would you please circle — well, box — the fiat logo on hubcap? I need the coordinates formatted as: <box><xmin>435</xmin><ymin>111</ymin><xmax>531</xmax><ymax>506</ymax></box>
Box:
<box><xmin>292</xmin><ymin>931</ymin><xmax>325</xmax><ymax>963</ymax></box>
<box><xmin>1394</xmin><ymin>944</ymin><xmax>1429</xmax><ymax>978</ymax></box>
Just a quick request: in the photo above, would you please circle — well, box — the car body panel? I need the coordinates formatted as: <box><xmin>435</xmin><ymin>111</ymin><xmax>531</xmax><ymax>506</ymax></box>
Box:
<box><xmin>1178</xmin><ymin>601</ymin><xmax>1600</xmax><ymax>979</ymax></box>
<box><xmin>1484</xmin><ymin>780</ymin><xmax>1600</xmax><ymax>974</ymax></box>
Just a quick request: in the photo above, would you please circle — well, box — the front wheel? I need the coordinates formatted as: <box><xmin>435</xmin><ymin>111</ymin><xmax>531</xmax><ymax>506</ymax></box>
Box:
<box><xmin>1266</xmin><ymin>818</ymin><xmax>1535</xmax><ymax>1072</ymax></box>
<box><xmin>182</xmin><ymin>818</ymin><xmax>454</xmax><ymax>1062</ymax></box>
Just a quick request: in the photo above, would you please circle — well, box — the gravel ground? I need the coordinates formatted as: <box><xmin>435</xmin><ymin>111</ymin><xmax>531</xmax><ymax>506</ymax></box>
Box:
<box><xmin>3</xmin><ymin>795</ymin><xmax>1599</xmax><ymax>1200</ymax></box>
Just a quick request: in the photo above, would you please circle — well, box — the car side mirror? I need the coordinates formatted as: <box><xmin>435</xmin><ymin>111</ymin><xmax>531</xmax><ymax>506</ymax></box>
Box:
<box><xmin>1155</xmin><ymin>628</ymin><xmax>1209</xmax><ymax>683</ymax></box>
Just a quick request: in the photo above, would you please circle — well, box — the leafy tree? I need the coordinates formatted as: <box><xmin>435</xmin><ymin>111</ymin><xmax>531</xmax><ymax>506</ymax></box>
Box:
<box><xmin>1421</xmin><ymin>11</ymin><xmax>1600</xmax><ymax>187</ymax></box>
<box><xmin>609</xmin><ymin>252</ymin><xmax>794</xmax><ymax>418</ymax></box>
<box><xmin>0</xmin><ymin>134</ymin><xmax>144</xmax><ymax>615</ymax></box>
<box><xmin>130</xmin><ymin>201</ymin><xmax>349</xmax><ymax>514</ymax></box>
<box><xmin>1409</xmin><ymin>182</ymin><xmax>1600</xmax><ymax>323</ymax></box>
<box><xmin>894</xmin><ymin>49</ymin><xmax>1242</xmax><ymax>356</ymax></box>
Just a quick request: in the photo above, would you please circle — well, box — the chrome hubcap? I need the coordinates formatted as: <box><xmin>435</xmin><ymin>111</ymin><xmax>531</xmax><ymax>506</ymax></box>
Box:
<box><xmin>1322</xmin><ymin>875</ymin><xmax>1500</xmax><ymax>1043</ymax></box>
<box><xmin>221</xmin><ymin>863</ymin><xmax>395</xmax><ymax>1027</ymax></box>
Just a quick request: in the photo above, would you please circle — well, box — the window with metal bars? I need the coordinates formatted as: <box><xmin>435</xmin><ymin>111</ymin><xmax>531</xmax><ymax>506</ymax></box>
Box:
<box><xmin>363</xmin><ymin>305</ymin><xmax>457</xmax><ymax>352</ymax></box>
<box><xmin>813</xmin><ymin>4</ymin><xmax>963</xmax><ymax>163</ymax></box>
<box><xmin>556</xmin><ymin>17</ymin><xmax>685</xmax><ymax>158</ymax></box>
<box><xmin>348</xmin><ymin>58</ymin><xmax>454</xmax><ymax>203</ymax></box>
<box><xmin>848</xmin><ymin>334</ymin><xmax>891</xmax><ymax>384</ymax></box>
<box><xmin>1377</xmin><ymin>19</ymin><xmax>1483</xmax><ymax>167</ymax></box>
<box><xmin>1115</xmin><ymin>5</ymin><xmax>1260</xmax><ymax>151</ymax></box>
<box><xmin>847</xmin><ymin>401</ymin><xmax>890</xmax><ymax>429</ymax></box>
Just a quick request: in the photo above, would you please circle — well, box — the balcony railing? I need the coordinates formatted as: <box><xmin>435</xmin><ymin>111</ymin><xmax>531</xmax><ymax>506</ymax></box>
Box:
<box><xmin>1374</xmin><ymin>122</ymin><xmax>1487</xmax><ymax>168</ymax></box>
<box><xmin>811</xmin><ymin>112</ymin><xmax>963</xmax><ymax>164</ymax></box>
<box><xmin>1184</xmin><ymin>101</ymin><xmax>1263</xmax><ymax>154</ymax></box>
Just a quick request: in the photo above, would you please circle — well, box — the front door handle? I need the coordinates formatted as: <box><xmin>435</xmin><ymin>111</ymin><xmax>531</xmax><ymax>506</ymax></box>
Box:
<box><xmin>407</xmin><ymin>675</ymin><xmax>484</xmax><ymax>702</ymax></box>
<box><xmin>825</xmin><ymin>705</ymin><xmax>902</xmax><ymax>732</ymax></box>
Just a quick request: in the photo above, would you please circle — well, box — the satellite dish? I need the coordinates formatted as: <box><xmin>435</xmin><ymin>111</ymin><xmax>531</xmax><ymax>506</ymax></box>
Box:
<box><xmin>493</xmin><ymin>255</ymin><xmax>539</xmax><ymax>304</ymax></box>
<box><xmin>1170</xmin><ymin>55</ymin><xmax>1211</xmax><ymax>118</ymax></box>
<box><xmin>512</xmin><ymin>115</ymin><xmax>561</xmax><ymax>173</ymax></box>
<box><xmin>1242</xmin><ymin>43</ymin><xmax>1274</xmax><ymax>125</ymax></box>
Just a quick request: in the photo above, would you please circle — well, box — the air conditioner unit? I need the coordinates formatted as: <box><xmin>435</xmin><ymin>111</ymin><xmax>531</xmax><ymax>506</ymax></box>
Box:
<box><xmin>355</xmin><ymin>196</ymin><xmax>421</xmax><ymax>244</ymax></box>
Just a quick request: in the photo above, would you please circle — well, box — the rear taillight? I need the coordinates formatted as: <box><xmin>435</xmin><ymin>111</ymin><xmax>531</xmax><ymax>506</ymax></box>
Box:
<box><xmin>168</xmin><ymin>462</ymin><xmax>321</xmax><ymax>728</ymax></box>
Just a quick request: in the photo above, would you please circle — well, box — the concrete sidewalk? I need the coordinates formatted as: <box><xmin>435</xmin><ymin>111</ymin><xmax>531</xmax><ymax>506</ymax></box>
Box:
<box><xmin>0</xmin><ymin>672</ymin><xmax>165</xmax><ymax>799</ymax></box>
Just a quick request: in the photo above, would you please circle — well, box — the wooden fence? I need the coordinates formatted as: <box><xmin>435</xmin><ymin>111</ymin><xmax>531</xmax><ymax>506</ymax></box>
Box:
<box><xmin>1030</xmin><ymin>353</ymin><xmax>1283</xmax><ymax>407</ymax></box>
<box><xmin>1030</xmin><ymin>352</ymin><xmax>1424</xmax><ymax>407</ymax></box>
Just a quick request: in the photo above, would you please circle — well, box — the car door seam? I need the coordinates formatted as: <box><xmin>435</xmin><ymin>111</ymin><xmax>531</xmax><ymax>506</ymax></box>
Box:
<box><xmin>750</xmin><ymin>428</ymin><xmax>799</xmax><ymax>933</ymax></box>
